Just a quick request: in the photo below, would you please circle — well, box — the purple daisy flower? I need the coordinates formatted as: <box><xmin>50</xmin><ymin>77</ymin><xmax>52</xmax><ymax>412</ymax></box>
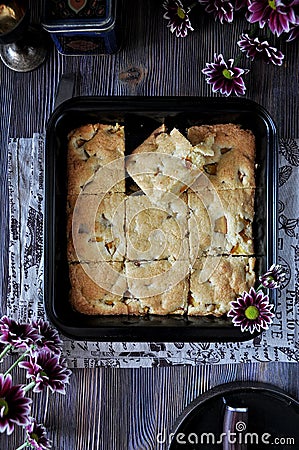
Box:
<box><xmin>247</xmin><ymin>0</ymin><xmax>298</xmax><ymax>36</ymax></box>
<box><xmin>259</xmin><ymin>264</ymin><xmax>286</xmax><ymax>288</ymax></box>
<box><xmin>202</xmin><ymin>53</ymin><xmax>249</xmax><ymax>96</ymax></box>
<box><xmin>20</xmin><ymin>352</ymin><xmax>71</xmax><ymax>394</ymax></box>
<box><xmin>0</xmin><ymin>374</ymin><xmax>31</xmax><ymax>435</ymax></box>
<box><xmin>31</xmin><ymin>320</ymin><xmax>63</xmax><ymax>356</ymax></box>
<box><xmin>199</xmin><ymin>0</ymin><xmax>234</xmax><ymax>23</ymax></box>
<box><xmin>26</xmin><ymin>418</ymin><xmax>52</xmax><ymax>450</ymax></box>
<box><xmin>162</xmin><ymin>0</ymin><xmax>194</xmax><ymax>37</ymax></box>
<box><xmin>228</xmin><ymin>287</ymin><xmax>275</xmax><ymax>333</ymax></box>
<box><xmin>287</xmin><ymin>22</ymin><xmax>299</xmax><ymax>41</ymax></box>
<box><xmin>237</xmin><ymin>33</ymin><xmax>285</xmax><ymax>65</ymax></box>
<box><xmin>0</xmin><ymin>316</ymin><xmax>40</xmax><ymax>350</ymax></box>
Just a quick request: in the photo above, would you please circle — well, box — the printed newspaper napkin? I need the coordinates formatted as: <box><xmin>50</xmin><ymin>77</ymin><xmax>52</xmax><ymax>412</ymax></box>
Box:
<box><xmin>6</xmin><ymin>134</ymin><xmax>299</xmax><ymax>368</ymax></box>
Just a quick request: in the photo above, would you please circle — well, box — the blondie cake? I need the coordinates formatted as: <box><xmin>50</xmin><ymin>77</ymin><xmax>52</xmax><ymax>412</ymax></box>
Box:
<box><xmin>67</xmin><ymin>123</ymin><xmax>126</xmax><ymax>194</ymax></box>
<box><xmin>125</xmin><ymin>259</ymin><xmax>189</xmax><ymax>315</ymax></box>
<box><xmin>67</xmin><ymin>193</ymin><xmax>126</xmax><ymax>262</ymax></box>
<box><xmin>125</xmin><ymin>193</ymin><xmax>189</xmax><ymax>261</ymax></box>
<box><xmin>67</xmin><ymin>122</ymin><xmax>256</xmax><ymax>316</ymax></box>
<box><xmin>189</xmin><ymin>256</ymin><xmax>256</xmax><ymax>316</ymax></box>
<box><xmin>125</xmin><ymin>125</ymin><xmax>204</xmax><ymax>202</ymax></box>
<box><xmin>188</xmin><ymin>188</ymin><xmax>255</xmax><ymax>259</ymax></box>
<box><xmin>69</xmin><ymin>262</ymin><xmax>127</xmax><ymax>315</ymax></box>
<box><xmin>187</xmin><ymin>124</ymin><xmax>255</xmax><ymax>191</ymax></box>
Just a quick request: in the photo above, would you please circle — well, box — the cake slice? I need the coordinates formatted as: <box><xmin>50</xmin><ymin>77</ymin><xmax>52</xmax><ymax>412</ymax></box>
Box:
<box><xmin>125</xmin><ymin>192</ymin><xmax>189</xmax><ymax>261</ymax></box>
<box><xmin>67</xmin><ymin>123</ymin><xmax>126</xmax><ymax>194</ymax></box>
<box><xmin>125</xmin><ymin>259</ymin><xmax>190</xmax><ymax>315</ymax></box>
<box><xmin>125</xmin><ymin>125</ymin><xmax>204</xmax><ymax>202</ymax></box>
<box><xmin>69</xmin><ymin>261</ymin><xmax>128</xmax><ymax>315</ymax></box>
<box><xmin>67</xmin><ymin>193</ymin><xmax>126</xmax><ymax>262</ymax></box>
<box><xmin>188</xmin><ymin>189</ymin><xmax>255</xmax><ymax>258</ymax></box>
<box><xmin>188</xmin><ymin>256</ymin><xmax>256</xmax><ymax>316</ymax></box>
<box><xmin>187</xmin><ymin>124</ymin><xmax>255</xmax><ymax>191</ymax></box>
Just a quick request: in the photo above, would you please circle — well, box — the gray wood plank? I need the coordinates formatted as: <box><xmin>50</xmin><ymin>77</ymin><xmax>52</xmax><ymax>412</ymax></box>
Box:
<box><xmin>1</xmin><ymin>363</ymin><xmax>298</xmax><ymax>449</ymax></box>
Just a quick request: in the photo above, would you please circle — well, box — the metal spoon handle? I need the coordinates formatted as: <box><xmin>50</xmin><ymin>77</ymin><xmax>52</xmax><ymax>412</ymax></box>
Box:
<box><xmin>222</xmin><ymin>404</ymin><xmax>248</xmax><ymax>450</ymax></box>
<box><xmin>54</xmin><ymin>73</ymin><xmax>75</xmax><ymax>110</ymax></box>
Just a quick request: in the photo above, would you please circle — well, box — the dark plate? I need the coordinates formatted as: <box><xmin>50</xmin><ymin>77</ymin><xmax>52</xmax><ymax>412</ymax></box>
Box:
<box><xmin>168</xmin><ymin>382</ymin><xmax>299</xmax><ymax>449</ymax></box>
<box><xmin>44</xmin><ymin>96</ymin><xmax>278</xmax><ymax>341</ymax></box>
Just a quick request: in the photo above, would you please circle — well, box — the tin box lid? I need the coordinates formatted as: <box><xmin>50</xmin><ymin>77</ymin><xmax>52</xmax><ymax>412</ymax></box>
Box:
<box><xmin>42</xmin><ymin>0</ymin><xmax>117</xmax><ymax>33</ymax></box>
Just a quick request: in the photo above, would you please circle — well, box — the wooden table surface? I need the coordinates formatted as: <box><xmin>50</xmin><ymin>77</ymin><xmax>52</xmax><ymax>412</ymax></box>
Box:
<box><xmin>0</xmin><ymin>1</ymin><xmax>298</xmax><ymax>449</ymax></box>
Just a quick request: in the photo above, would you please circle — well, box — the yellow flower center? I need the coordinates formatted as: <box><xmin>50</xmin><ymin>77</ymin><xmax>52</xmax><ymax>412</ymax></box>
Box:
<box><xmin>245</xmin><ymin>305</ymin><xmax>260</xmax><ymax>321</ymax></box>
<box><xmin>0</xmin><ymin>398</ymin><xmax>9</xmax><ymax>416</ymax></box>
<box><xmin>177</xmin><ymin>7</ymin><xmax>186</xmax><ymax>19</ymax></box>
<box><xmin>222</xmin><ymin>69</ymin><xmax>233</xmax><ymax>79</ymax></box>
<box><xmin>268</xmin><ymin>0</ymin><xmax>276</xmax><ymax>10</ymax></box>
<box><xmin>30</xmin><ymin>432</ymin><xmax>40</xmax><ymax>442</ymax></box>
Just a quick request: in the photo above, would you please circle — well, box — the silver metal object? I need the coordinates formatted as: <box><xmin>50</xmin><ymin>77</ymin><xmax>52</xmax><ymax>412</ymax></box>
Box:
<box><xmin>54</xmin><ymin>73</ymin><xmax>75</xmax><ymax>110</ymax></box>
<box><xmin>0</xmin><ymin>25</ymin><xmax>48</xmax><ymax>72</ymax></box>
<box><xmin>0</xmin><ymin>1</ymin><xmax>48</xmax><ymax>72</ymax></box>
<box><xmin>223</xmin><ymin>399</ymin><xmax>248</xmax><ymax>450</ymax></box>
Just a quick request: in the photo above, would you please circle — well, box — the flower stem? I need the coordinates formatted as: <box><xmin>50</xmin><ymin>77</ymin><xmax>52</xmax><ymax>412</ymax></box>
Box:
<box><xmin>0</xmin><ymin>343</ymin><xmax>13</xmax><ymax>361</ymax></box>
<box><xmin>15</xmin><ymin>442</ymin><xmax>29</xmax><ymax>450</ymax></box>
<box><xmin>4</xmin><ymin>348</ymin><xmax>30</xmax><ymax>376</ymax></box>
<box><xmin>188</xmin><ymin>2</ymin><xmax>199</xmax><ymax>10</ymax></box>
<box><xmin>23</xmin><ymin>380</ymin><xmax>36</xmax><ymax>393</ymax></box>
<box><xmin>233</xmin><ymin>52</ymin><xmax>245</xmax><ymax>67</ymax></box>
<box><xmin>248</xmin><ymin>22</ymin><xmax>260</xmax><ymax>38</ymax></box>
<box><xmin>256</xmin><ymin>284</ymin><xmax>264</xmax><ymax>292</ymax></box>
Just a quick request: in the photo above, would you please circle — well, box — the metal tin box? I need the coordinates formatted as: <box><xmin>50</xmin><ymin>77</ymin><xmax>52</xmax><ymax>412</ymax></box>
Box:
<box><xmin>42</xmin><ymin>0</ymin><xmax>119</xmax><ymax>55</ymax></box>
<box><xmin>44</xmin><ymin>96</ymin><xmax>278</xmax><ymax>342</ymax></box>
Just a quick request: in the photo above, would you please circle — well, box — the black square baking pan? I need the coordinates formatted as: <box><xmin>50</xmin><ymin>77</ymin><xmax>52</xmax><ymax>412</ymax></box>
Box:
<box><xmin>44</xmin><ymin>96</ymin><xmax>278</xmax><ymax>341</ymax></box>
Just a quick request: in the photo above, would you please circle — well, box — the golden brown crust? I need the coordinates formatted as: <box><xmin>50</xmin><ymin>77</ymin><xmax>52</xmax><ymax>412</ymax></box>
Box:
<box><xmin>67</xmin><ymin>193</ymin><xmax>126</xmax><ymax>262</ymax></box>
<box><xmin>67</xmin><ymin>122</ymin><xmax>256</xmax><ymax>316</ymax></box>
<box><xmin>125</xmin><ymin>193</ymin><xmax>189</xmax><ymax>261</ymax></box>
<box><xmin>127</xmin><ymin>124</ymin><xmax>166</xmax><ymax>156</ymax></box>
<box><xmin>125</xmin><ymin>260</ymin><xmax>189</xmax><ymax>315</ymax></box>
<box><xmin>188</xmin><ymin>189</ymin><xmax>255</xmax><ymax>258</ymax></box>
<box><xmin>69</xmin><ymin>262</ymin><xmax>128</xmax><ymax>315</ymax></box>
<box><xmin>67</xmin><ymin>123</ymin><xmax>125</xmax><ymax>194</ymax></box>
<box><xmin>188</xmin><ymin>256</ymin><xmax>256</xmax><ymax>316</ymax></box>
<box><xmin>126</xmin><ymin>126</ymin><xmax>202</xmax><ymax>200</ymax></box>
<box><xmin>187</xmin><ymin>124</ymin><xmax>255</xmax><ymax>190</ymax></box>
